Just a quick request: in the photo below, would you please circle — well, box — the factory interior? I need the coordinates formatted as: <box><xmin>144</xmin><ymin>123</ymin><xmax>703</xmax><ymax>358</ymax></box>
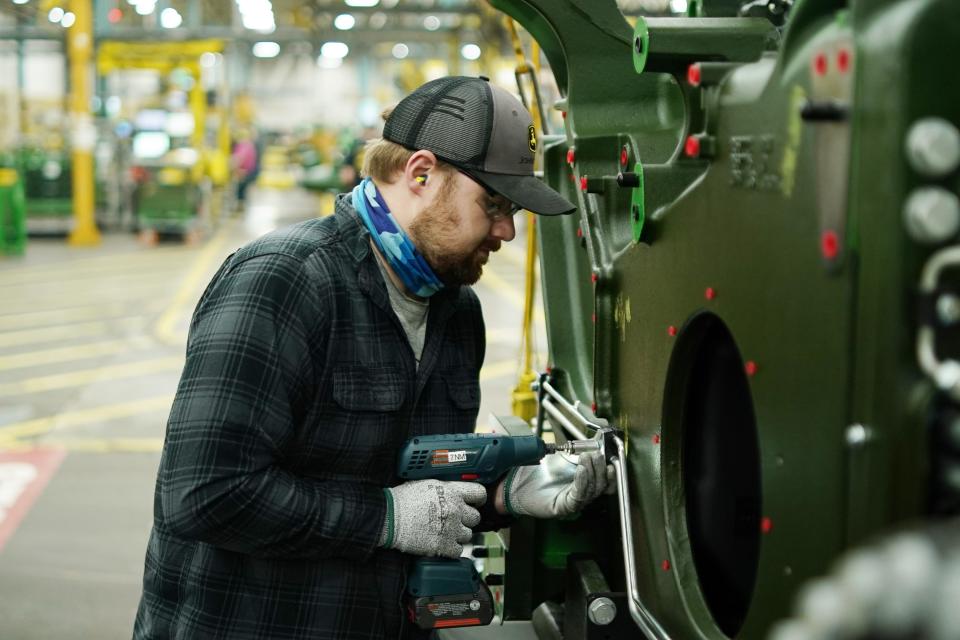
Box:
<box><xmin>0</xmin><ymin>0</ymin><xmax>603</xmax><ymax>636</ymax></box>
<box><xmin>2</xmin><ymin>0</ymin><xmax>959</xmax><ymax>639</ymax></box>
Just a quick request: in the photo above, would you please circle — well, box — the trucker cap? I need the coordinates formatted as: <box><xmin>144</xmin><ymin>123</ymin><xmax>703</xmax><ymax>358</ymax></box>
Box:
<box><xmin>382</xmin><ymin>76</ymin><xmax>576</xmax><ymax>216</ymax></box>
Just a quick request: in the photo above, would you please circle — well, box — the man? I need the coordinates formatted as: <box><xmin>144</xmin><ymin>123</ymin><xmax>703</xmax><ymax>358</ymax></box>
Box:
<box><xmin>133</xmin><ymin>76</ymin><xmax>611</xmax><ymax>640</ymax></box>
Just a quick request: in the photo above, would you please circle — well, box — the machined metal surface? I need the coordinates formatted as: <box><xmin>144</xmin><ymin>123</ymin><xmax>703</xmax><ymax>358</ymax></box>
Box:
<box><xmin>488</xmin><ymin>0</ymin><xmax>960</xmax><ymax>637</ymax></box>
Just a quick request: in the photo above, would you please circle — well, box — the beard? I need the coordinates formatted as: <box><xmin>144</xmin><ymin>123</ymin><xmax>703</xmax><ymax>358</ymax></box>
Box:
<box><xmin>408</xmin><ymin>180</ymin><xmax>492</xmax><ymax>287</ymax></box>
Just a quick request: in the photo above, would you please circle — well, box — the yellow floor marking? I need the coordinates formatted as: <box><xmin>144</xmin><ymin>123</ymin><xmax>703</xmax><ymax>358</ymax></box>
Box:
<box><xmin>480</xmin><ymin>358</ymin><xmax>519</xmax><ymax>381</ymax></box>
<box><xmin>478</xmin><ymin>265</ymin><xmax>525</xmax><ymax>309</ymax></box>
<box><xmin>0</xmin><ymin>245</ymin><xmax>194</xmax><ymax>281</ymax></box>
<box><xmin>0</xmin><ymin>356</ymin><xmax>183</xmax><ymax>396</ymax></box>
<box><xmin>0</xmin><ymin>269</ymin><xmax>184</xmax><ymax>296</ymax></box>
<box><xmin>0</xmin><ymin>317</ymin><xmax>147</xmax><ymax>349</ymax></box>
<box><xmin>29</xmin><ymin>437</ymin><xmax>165</xmax><ymax>453</ymax></box>
<box><xmin>497</xmin><ymin>241</ymin><xmax>529</xmax><ymax>269</ymax></box>
<box><xmin>0</xmin><ymin>337</ymin><xmax>154</xmax><ymax>372</ymax></box>
<box><xmin>154</xmin><ymin>223</ymin><xmax>233</xmax><ymax>345</ymax></box>
<box><xmin>479</xmin><ymin>263</ymin><xmax>546</xmax><ymax>323</ymax></box>
<box><xmin>0</xmin><ymin>285</ymin><xmax>169</xmax><ymax>317</ymax></box>
<box><xmin>0</xmin><ymin>321</ymin><xmax>109</xmax><ymax>349</ymax></box>
<box><xmin>0</xmin><ymin>395</ymin><xmax>174</xmax><ymax>442</ymax></box>
<box><xmin>0</xmin><ymin>299</ymin><xmax>168</xmax><ymax>332</ymax></box>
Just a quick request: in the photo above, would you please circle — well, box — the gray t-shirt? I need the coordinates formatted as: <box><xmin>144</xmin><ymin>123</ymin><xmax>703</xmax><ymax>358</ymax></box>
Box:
<box><xmin>374</xmin><ymin>255</ymin><xmax>429</xmax><ymax>367</ymax></box>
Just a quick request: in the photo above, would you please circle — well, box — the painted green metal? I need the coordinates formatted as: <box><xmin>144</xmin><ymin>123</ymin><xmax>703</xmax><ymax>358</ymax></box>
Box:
<box><xmin>488</xmin><ymin>0</ymin><xmax>960</xmax><ymax>637</ymax></box>
<box><xmin>18</xmin><ymin>147</ymin><xmax>74</xmax><ymax>218</ymax></box>
<box><xmin>0</xmin><ymin>158</ymin><xmax>27</xmax><ymax>256</ymax></box>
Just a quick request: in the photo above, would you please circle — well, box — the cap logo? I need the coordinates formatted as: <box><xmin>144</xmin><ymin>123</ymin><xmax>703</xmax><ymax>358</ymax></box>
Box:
<box><xmin>528</xmin><ymin>125</ymin><xmax>537</xmax><ymax>153</ymax></box>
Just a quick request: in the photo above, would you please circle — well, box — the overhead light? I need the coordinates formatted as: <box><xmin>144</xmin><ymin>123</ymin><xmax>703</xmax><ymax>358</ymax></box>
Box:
<box><xmin>391</xmin><ymin>43</ymin><xmax>409</xmax><ymax>59</ymax></box>
<box><xmin>237</xmin><ymin>0</ymin><xmax>275</xmax><ymax>32</ymax></box>
<box><xmin>320</xmin><ymin>42</ymin><xmax>349</xmax><ymax>59</ymax></box>
<box><xmin>160</xmin><ymin>8</ymin><xmax>182</xmax><ymax>28</ymax></box>
<box><xmin>60</xmin><ymin>11</ymin><xmax>75</xmax><ymax>27</ymax></box>
<box><xmin>460</xmin><ymin>44</ymin><xmax>481</xmax><ymax>61</ymax></box>
<box><xmin>423</xmin><ymin>15</ymin><xmax>440</xmax><ymax>31</ymax></box>
<box><xmin>368</xmin><ymin>12</ymin><xmax>387</xmax><ymax>29</ymax></box>
<box><xmin>135</xmin><ymin>1</ymin><xmax>156</xmax><ymax>16</ymax></box>
<box><xmin>344</xmin><ymin>0</ymin><xmax>378</xmax><ymax>6</ymax></box>
<box><xmin>12</xmin><ymin>0</ymin><xmax>29</xmax><ymax>5</ymax></box>
<box><xmin>334</xmin><ymin>14</ymin><xmax>355</xmax><ymax>30</ymax></box>
<box><xmin>252</xmin><ymin>41</ymin><xmax>280</xmax><ymax>58</ymax></box>
<box><xmin>47</xmin><ymin>7</ymin><xmax>64</xmax><ymax>22</ymax></box>
<box><xmin>200</xmin><ymin>52</ymin><xmax>219</xmax><ymax>68</ymax></box>
<box><xmin>669</xmin><ymin>0</ymin><xmax>688</xmax><ymax>12</ymax></box>
<box><xmin>317</xmin><ymin>56</ymin><xmax>343</xmax><ymax>69</ymax></box>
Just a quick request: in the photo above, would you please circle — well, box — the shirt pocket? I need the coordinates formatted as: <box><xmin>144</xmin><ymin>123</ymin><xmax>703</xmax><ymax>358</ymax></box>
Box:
<box><xmin>444</xmin><ymin>370</ymin><xmax>480</xmax><ymax>414</ymax></box>
<box><xmin>332</xmin><ymin>365</ymin><xmax>407</xmax><ymax>411</ymax></box>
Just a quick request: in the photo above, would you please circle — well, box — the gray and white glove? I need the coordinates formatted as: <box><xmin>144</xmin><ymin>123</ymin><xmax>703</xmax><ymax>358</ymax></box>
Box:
<box><xmin>380</xmin><ymin>479</ymin><xmax>486</xmax><ymax>559</ymax></box>
<box><xmin>503</xmin><ymin>450</ymin><xmax>613</xmax><ymax>519</ymax></box>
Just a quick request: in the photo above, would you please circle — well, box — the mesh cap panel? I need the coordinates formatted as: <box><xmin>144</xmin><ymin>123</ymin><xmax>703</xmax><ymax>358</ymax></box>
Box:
<box><xmin>383</xmin><ymin>77</ymin><xmax>492</xmax><ymax>168</ymax></box>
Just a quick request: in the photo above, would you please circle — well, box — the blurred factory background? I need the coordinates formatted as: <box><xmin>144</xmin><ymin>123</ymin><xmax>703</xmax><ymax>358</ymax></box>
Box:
<box><xmin>0</xmin><ymin>1</ymin><xmax>690</xmax><ymax>638</ymax></box>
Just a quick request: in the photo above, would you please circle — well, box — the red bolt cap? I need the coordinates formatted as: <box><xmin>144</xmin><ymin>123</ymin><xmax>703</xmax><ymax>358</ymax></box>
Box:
<box><xmin>821</xmin><ymin>229</ymin><xmax>839</xmax><ymax>260</ymax></box>
<box><xmin>814</xmin><ymin>53</ymin><xmax>828</xmax><ymax>76</ymax></box>
<box><xmin>684</xmin><ymin>135</ymin><xmax>701</xmax><ymax>158</ymax></box>
<box><xmin>652</xmin><ymin>434</ymin><xmax>661</xmax><ymax>444</ymax></box>
<box><xmin>591</xmin><ymin>402</ymin><xmax>597</xmax><ymax>413</ymax></box>
<box><xmin>576</xmin><ymin>227</ymin><xmax>583</xmax><ymax>238</ymax></box>
<box><xmin>761</xmin><ymin>517</ymin><xmax>773</xmax><ymax>534</ymax></box>
<box><xmin>661</xmin><ymin>560</ymin><xmax>671</xmax><ymax>571</ymax></box>
<box><xmin>687</xmin><ymin>63</ymin><xmax>702</xmax><ymax>87</ymax></box>
<box><xmin>580</xmin><ymin>176</ymin><xmax>588</xmax><ymax>191</ymax></box>
<box><xmin>705</xmin><ymin>287</ymin><xmax>716</xmax><ymax>301</ymax></box>
<box><xmin>837</xmin><ymin>49</ymin><xmax>850</xmax><ymax>73</ymax></box>
<box><xmin>620</xmin><ymin>146</ymin><xmax>629</xmax><ymax>167</ymax></box>
<box><xmin>745</xmin><ymin>361</ymin><xmax>758</xmax><ymax>376</ymax></box>
<box><xmin>667</xmin><ymin>325</ymin><xmax>677</xmax><ymax>337</ymax></box>
<box><xmin>591</xmin><ymin>273</ymin><xmax>598</xmax><ymax>283</ymax></box>
<box><xmin>562</xmin><ymin>111</ymin><xmax>567</xmax><ymax>119</ymax></box>
<box><xmin>567</xmin><ymin>148</ymin><xmax>576</xmax><ymax>164</ymax></box>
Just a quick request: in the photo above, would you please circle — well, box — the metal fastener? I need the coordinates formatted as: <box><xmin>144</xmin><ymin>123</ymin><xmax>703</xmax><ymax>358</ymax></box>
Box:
<box><xmin>588</xmin><ymin>597</ymin><xmax>617</xmax><ymax>626</ymax></box>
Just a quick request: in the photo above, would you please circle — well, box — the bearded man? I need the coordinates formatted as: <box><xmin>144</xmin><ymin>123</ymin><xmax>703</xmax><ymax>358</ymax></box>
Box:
<box><xmin>132</xmin><ymin>76</ymin><xmax>612</xmax><ymax>640</ymax></box>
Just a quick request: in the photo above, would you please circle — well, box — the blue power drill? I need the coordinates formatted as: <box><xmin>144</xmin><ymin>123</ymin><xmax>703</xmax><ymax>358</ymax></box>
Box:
<box><xmin>396</xmin><ymin>432</ymin><xmax>600</xmax><ymax>630</ymax></box>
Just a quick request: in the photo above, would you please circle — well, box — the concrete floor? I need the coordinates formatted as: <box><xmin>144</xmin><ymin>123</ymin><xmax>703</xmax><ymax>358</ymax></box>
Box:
<box><xmin>0</xmin><ymin>187</ymin><xmax>545</xmax><ymax>639</ymax></box>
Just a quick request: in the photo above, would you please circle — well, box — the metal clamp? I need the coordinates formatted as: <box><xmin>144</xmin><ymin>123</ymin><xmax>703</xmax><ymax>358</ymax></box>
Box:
<box><xmin>918</xmin><ymin>246</ymin><xmax>960</xmax><ymax>400</ymax></box>
<box><xmin>611</xmin><ymin>434</ymin><xmax>672</xmax><ymax>640</ymax></box>
<box><xmin>537</xmin><ymin>378</ymin><xmax>671</xmax><ymax>639</ymax></box>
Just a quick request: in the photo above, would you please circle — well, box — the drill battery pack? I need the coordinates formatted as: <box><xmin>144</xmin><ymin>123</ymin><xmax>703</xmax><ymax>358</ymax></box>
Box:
<box><xmin>407</xmin><ymin>558</ymin><xmax>494</xmax><ymax>629</ymax></box>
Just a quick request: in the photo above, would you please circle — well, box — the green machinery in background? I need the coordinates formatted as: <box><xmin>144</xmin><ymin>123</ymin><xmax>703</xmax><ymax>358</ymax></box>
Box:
<box><xmin>0</xmin><ymin>156</ymin><xmax>26</xmax><ymax>255</ymax></box>
<box><xmin>18</xmin><ymin>146</ymin><xmax>73</xmax><ymax>221</ymax></box>
<box><xmin>483</xmin><ymin>0</ymin><xmax>960</xmax><ymax>638</ymax></box>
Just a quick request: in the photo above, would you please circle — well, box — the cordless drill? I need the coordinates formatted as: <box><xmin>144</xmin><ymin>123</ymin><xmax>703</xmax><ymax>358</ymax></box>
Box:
<box><xmin>396</xmin><ymin>432</ymin><xmax>600</xmax><ymax>630</ymax></box>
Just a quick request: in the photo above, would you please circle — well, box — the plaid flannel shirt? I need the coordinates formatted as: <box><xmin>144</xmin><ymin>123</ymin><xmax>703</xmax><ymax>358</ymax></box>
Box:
<box><xmin>134</xmin><ymin>196</ymin><xmax>505</xmax><ymax>639</ymax></box>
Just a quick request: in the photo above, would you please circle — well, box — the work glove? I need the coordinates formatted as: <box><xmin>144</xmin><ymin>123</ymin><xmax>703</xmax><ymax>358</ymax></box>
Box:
<box><xmin>503</xmin><ymin>450</ymin><xmax>614</xmax><ymax>519</ymax></box>
<box><xmin>380</xmin><ymin>479</ymin><xmax>486</xmax><ymax>559</ymax></box>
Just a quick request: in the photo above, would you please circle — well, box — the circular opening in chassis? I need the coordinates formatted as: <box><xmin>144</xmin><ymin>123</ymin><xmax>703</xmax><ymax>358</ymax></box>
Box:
<box><xmin>663</xmin><ymin>312</ymin><xmax>761</xmax><ymax>637</ymax></box>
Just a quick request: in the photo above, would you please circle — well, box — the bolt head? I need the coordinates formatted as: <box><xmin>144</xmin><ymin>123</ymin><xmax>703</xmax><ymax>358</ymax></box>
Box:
<box><xmin>903</xmin><ymin>187</ymin><xmax>960</xmax><ymax>244</ymax></box>
<box><xmin>588</xmin><ymin>597</ymin><xmax>617</xmax><ymax>626</ymax></box>
<box><xmin>906</xmin><ymin>117</ymin><xmax>960</xmax><ymax>178</ymax></box>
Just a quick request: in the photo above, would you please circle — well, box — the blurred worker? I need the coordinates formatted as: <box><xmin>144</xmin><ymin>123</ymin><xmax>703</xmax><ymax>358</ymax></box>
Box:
<box><xmin>133</xmin><ymin>76</ymin><xmax>611</xmax><ymax>640</ymax></box>
<box><xmin>231</xmin><ymin>128</ymin><xmax>259</xmax><ymax>208</ymax></box>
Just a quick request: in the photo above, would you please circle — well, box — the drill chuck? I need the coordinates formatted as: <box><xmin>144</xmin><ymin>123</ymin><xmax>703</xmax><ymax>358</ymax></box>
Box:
<box><xmin>545</xmin><ymin>439</ymin><xmax>603</xmax><ymax>455</ymax></box>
